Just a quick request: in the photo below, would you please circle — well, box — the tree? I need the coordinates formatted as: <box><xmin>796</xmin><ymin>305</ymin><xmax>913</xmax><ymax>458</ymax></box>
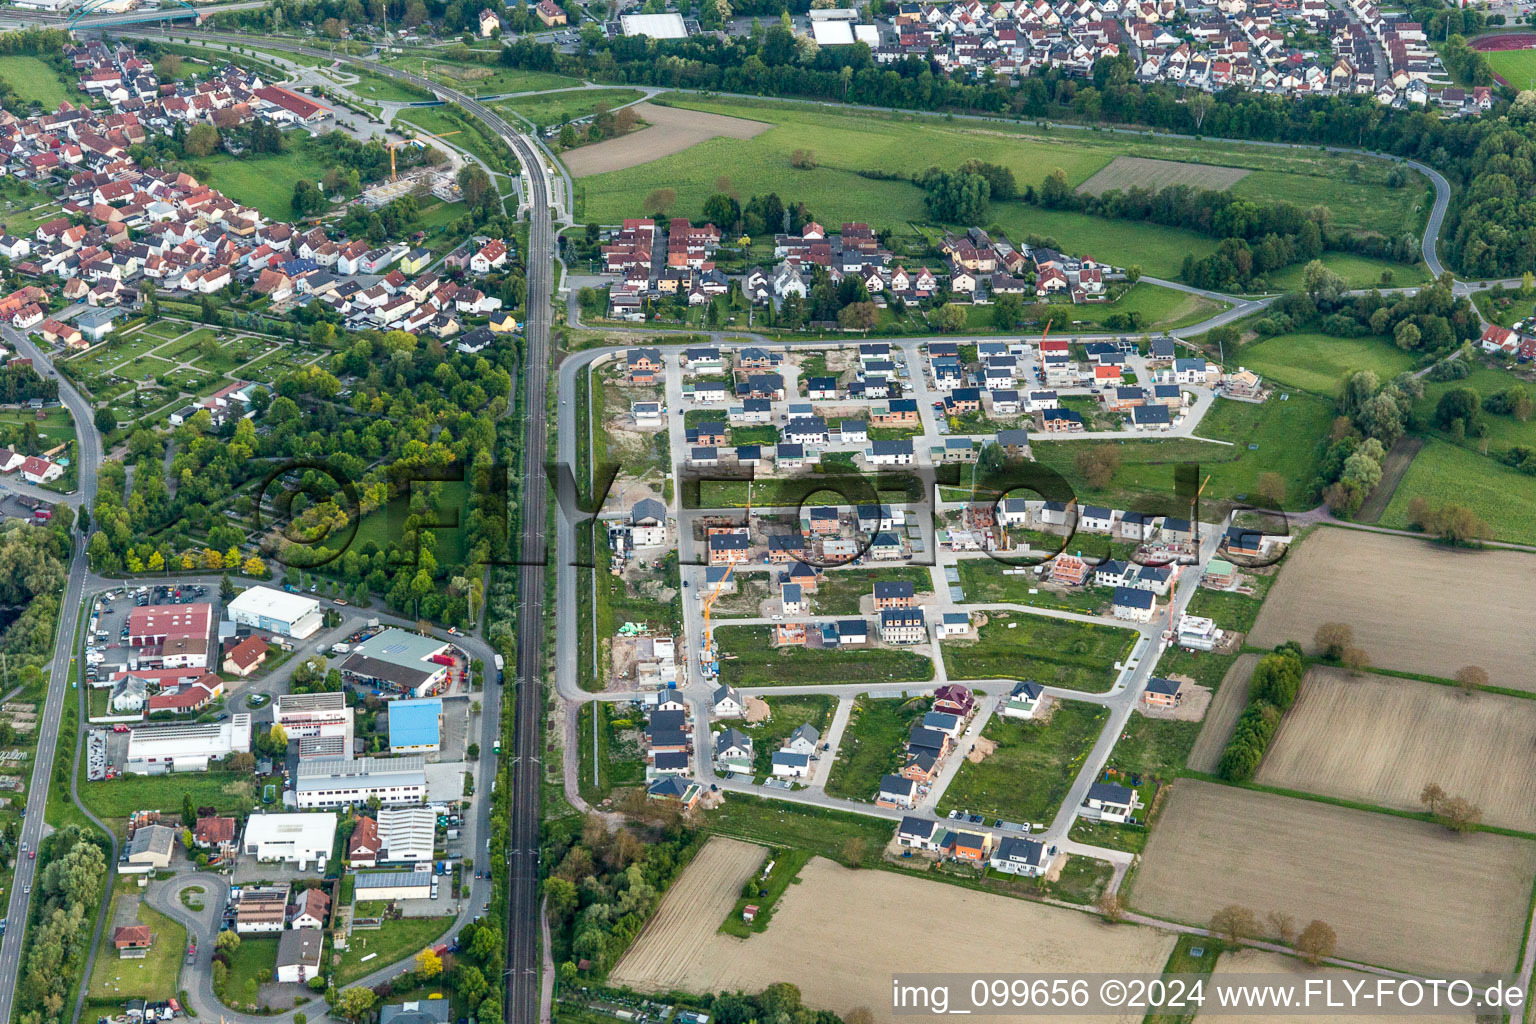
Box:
<box><xmin>1095</xmin><ymin>891</ymin><xmax>1125</xmax><ymax>923</ymax></box>
<box><xmin>557</xmin><ymin>123</ymin><xmax>577</xmax><ymax>149</ymax></box>
<box><xmin>1437</xmin><ymin>795</ymin><xmax>1482</xmax><ymax>831</ymax></box>
<box><xmin>1295</xmin><ymin>920</ymin><xmax>1337</xmax><ymax>965</ymax></box>
<box><xmin>1255</xmin><ymin>471</ymin><xmax>1286</xmax><ymax>508</ymax></box>
<box><xmin>993</xmin><ymin>292</ymin><xmax>1025</xmax><ymax>328</ymax></box>
<box><xmin>1435</xmin><ymin>387</ymin><xmax>1482</xmax><ymax>432</ymax></box>
<box><xmin>1187</xmin><ymin>90</ymin><xmax>1214</xmax><ymax>131</ymax></box>
<box><xmin>268</xmin><ymin>722</ymin><xmax>288</xmax><ymax>755</ymax></box>
<box><xmin>1420</xmin><ymin>782</ymin><xmax>1446</xmax><ymax>816</ymax></box>
<box><xmin>155</xmin><ymin>53</ymin><xmax>183</xmax><ymax>79</ymax></box>
<box><xmin>1210</xmin><ymin>904</ymin><xmax>1258</xmax><ymax>945</ymax></box>
<box><xmin>93</xmin><ymin>407</ymin><xmax>117</xmax><ymax>434</ymax></box>
<box><xmin>1266</xmin><ymin>910</ymin><xmax>1297</xmax><ymax>945</ymax></box>
<box><xmin>837</xmin><ymin>302</ymin><xmax>878</xmax><ymax>332</ymax></box>
<box><xmin>1313</xmin><ymin>622</ymin><xmax>1352</xmax><ymax>660</ymax></box>
<box><xmin>844</xmin><ymin>1010</ymin><xmax>876</xmax><ymax>1024</ymax></box>
<box><xmin>934</xmin><ymin>304</ymin><xmax>968</xmax><ymax>333</ymax></box>
<box><xmin>215</xmin><ymin>930</ymin><xmax>241</xmax><ymax>954</ymax></box>
<box><xmin>841</xmin><ymin>836</ymin><xmax>867</xmax><ymax>866</ymax></box>
<box><xmin>415</xmin><ymin>947</ymin><xmax>444</xmax><ymax>979</ymax></box>
<box><xmin>1393</xmin><ymin>320</ymin><xmax>1421</xmax><ymax>351</ymax></box>
<box><xmin>1340</xmin><ymin>646</ymin><xmax>1371</xmax><ymax>675</ymax></box>
<box><xmin>1454</xmin><ymin>665</ymin><xmax>1487</xmax><ymax>696</ymax></box>
<box><xmin>335</xmin><ymin>987</ymin><xmax>376</xmax><ymax>1023</ymax></box>
<box><xmin>1075</xmin><ymin>446</ymin><xmax>1121</xmax><ymax>490</ymax></box>
<box><xmin>185</xmin><ymin>123</ymin><xmax>220</xmax><ymax>158</ymax></box>
<box><xmin>182</xmin><ymin>793</ymin><xmax>196</xmax><ymax>828</ymax></box>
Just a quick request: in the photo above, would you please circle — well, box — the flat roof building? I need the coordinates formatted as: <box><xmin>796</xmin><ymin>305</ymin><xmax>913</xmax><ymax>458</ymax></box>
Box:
<box><xmin>126</xmin><ymin>714</ymin><xmax>252</xmax><ymax>774</ymax></box>
<box><xmin>354</xmin><ymin>868</ymin><xmax>433</xmax><ymax>901</ymax></box>
<box><xmin>227</xmin><ymin>586</ymin><xmax>323</xmax><ymax>639</ymax></box>
<box><xmin>387</xmin><ymin>697</ymin><xmax>443</xmax><ymax>753</ymax></box>
<box><xmin>618</xmin><ymin>11</ymin><xmax>689</xmax><ymax>36</ymax></box>
<box><xmin>376</xmin><ymin>806</ymin><xmax>437</xmax><ymax>865</ymax></box>
<box><xmin>293</xmin><ymin>756</ymin><xmax>427</xmax><ymax>809</ymax></box>
<box><xmin>274</xmin><ymin>691</ymin><xmax>354</xmax><ymax>747</ymax></box>
<box><xmin>242</xmin><ymin>812</ymin><xmax>337</xmax><ymax>871</ymax></box>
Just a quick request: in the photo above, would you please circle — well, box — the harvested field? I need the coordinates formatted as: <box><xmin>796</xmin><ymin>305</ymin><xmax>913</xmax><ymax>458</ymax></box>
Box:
<box><xmin>1186</xmin><ymin>654</ymin><xmax>1256</xmax><ymax>773</ymax></box>
<box><xmin>565</xmin><ymin>103</ymin><xmax>770</xmax><ymax>177</ymax></box>
<box><xmin>1131</xmin><ymin>780</ymin><xmax>1536</xmax><ymax>975</ymax></box>
<box><xmin>615</xmin><ymin>836</ymin><xmax>764</xmax><ymax>980</ymax></box>
<box><xmin>1257</xmin><ymin>667</ymin><xmax>1536</xmax><ymax>831</ymax></box>
<box><xmin>1249</xmin><ymin>527</ymin><xmax>1536</xmax><ymax>691</ymax></box>
<box><xmin>1355</xmin><ymin>436</ymin><xmax>1423</xmax><ymax>524</ymax></box>
<box><xmin>614</xmin><ymin>855</ymin><xmax>1174</xmax><ymax>1023</ymax></box>
<box><xmin>1077</xmin><ymin>156</ymin><xmax>1250</xmax><ymax>196</ymax></box>
<box><xmin>1201</xmin><ymin>950</ymin><xmax>1475</xmax><ymax>1023</ymax></box>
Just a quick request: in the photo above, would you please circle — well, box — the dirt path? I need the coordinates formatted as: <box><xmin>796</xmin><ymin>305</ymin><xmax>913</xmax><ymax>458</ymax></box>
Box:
<box><xmin>1355</xmin><ymin>435</ymin><xmax>1423</xmax><ymax>523</ymax></box>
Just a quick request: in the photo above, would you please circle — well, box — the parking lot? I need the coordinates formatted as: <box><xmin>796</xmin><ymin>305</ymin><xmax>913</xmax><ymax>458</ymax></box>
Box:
<box><xmin>85</xmin><ymin>582</ymin><xmax>216</xmax><ymax>690</ymax></box>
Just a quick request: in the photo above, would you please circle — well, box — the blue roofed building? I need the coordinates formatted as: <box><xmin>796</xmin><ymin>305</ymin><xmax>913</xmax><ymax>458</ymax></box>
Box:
<box><xmin>387</xmin><ymin>697</ymin><xmax>444</xmax><ymax>754</ymax></box>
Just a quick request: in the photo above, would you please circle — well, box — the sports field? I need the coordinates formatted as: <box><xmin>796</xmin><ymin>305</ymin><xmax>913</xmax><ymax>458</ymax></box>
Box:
<box><xmin>1132</xmin><ymin>780</ymin><xmax>1536</xmax><ymax>975</ymax></box>
<box><xmin>1236</xmin><ymin>332</ymin><xmax>1417</xmax><ymax>397</ymax></box>
<box><xmin>615</xmin><ymin>850</ymin><xmax>1173</xmax><ymax>1023</ymax></box>
<box><xmin>1485</xmin><ymin>47</ymin><xmax>1536</xmax><ymax>89</ymax></box>
<box><xmin>1250</xmin><ymin>527</ymin><xmax>1536</xmax><ymax>689</ymax></box>
<box><xmin>1257</xmin><ymin>667</ymin><xmax>1536</xmax><ymax>831</ymax></box>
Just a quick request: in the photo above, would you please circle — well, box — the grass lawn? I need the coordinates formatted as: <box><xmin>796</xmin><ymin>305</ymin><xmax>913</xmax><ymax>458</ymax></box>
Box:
<box><xmin>936</xmin><ymin>700</ymin><xmax>1107</xmax><ymax>824</ymax></box>
<box><xmin>720</xmin><ymin>847</ymin><xmax>807</xmax><ymax>937</ymax></box>
<box><xmin>496</xmin><ymin>88</ymin><xmax>645</xmax><ymax>129</ymax></box>
<box><xmin>353</xmin><ymin>478</ymin><xmax>471</xmax><ymax>566</ymax></box>
<box><xmin>0</xmin><ymin>407</ymin><xmax>77</xmax><ymax>451</ymax></box>
<box><xmin>747</xmin><ymin>694</ymin><xmax>835</xmax><ymax>776</ymax></box>
<box><xmin>1237</xmin><ymin>331</ymin><xmax>1418</xmax><ymax>398</ymax></box>
<box><xmin>703</xmin><ymin>792</ymin><xmax>894</xmax><ymax>867</ymax></box>
<box><xmin>1106</xmin><ymin>711</ymin><xmax>1203</xmax><ymax>780</ymax></box>
<box><xmin>942</xmin><ymin>612</ymin><xmax>1136</xmax><ymax>693</ymax></box>
<box><xmin>1379</xmin><ymin>437</ymin><xmax>1536</xmax><ymax>544</ymax></box>
<box><xmin>222</xmin><ymin>937</ymin><xmax>278</xmax><ymax>1008</ymax></box>
<box><xmin>576</xmin><ymin>701</ymin><xmax>647</xmax><ymax>804</ymax></box>
<box><xmin>956</xmin><ymin>562</ymin><xmax>1113</xmax><ymax>612</ymax></box>
<box><xmin>715</xmin><ymin>625</ymin><xmax>935</xmax><ymax>687</ymax></box>
<box><xmin>190</xmin><ymin>142</ymin><xmax>336</xmax><ymax>221</ymax></box>
<box><xmin>336</xmin><ymin>914</ymin><xmax>454</xmax><ymax>985</ymax></box>
<box><xmin>79</xmin><ymin>771</ymin><xmax>257</xmax><ymax>820</ymax></box>
<box><xmin>1267</xmin><ymin>253</ymin><xmax>1431</xmax><ymax>291</ymax></box>
<box><xmin>1187</xmin><ymin>391</ymin><xmax>1336</xmax><ymax>509</ymax></box>
<box><xmin>1409</xmin><ymin>364</ymin><xmax>1536</xmax><ymax>450</ymax></box>
<box><xmin>88</xmin><ymin>883</ymin><xmax>186</xmax><ymax>1003</ymax></box>
<box><xmin>812</xmin><ymin>566</ymin><xmax>933</xmax><ymax>615</ymax></box>
<box><xmin>0</xmin><ymin>55</ymin><xmax>80</xmax><ymax>108</ymax></box>
<box><xmin>1487</xmin><ymin>48</ymin><xmax>1536</xmax><ymax>90</ymax></box>
<box><xmin>825</xmin><ymin>695</ymin><xmax>929</xmax><ymax>801</ymax></box>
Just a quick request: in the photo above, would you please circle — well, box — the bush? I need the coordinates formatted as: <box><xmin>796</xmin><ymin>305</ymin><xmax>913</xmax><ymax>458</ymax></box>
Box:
<box><xmin>1216</xmin><ymin>646</ymin><xmax>1304</xmax><ymax>782</ymax></box>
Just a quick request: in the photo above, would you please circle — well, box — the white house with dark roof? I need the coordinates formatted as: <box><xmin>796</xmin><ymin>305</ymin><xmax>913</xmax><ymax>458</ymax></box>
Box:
<box><xmin>1082</xmin><ymin>782</ymin><xmax>1140</xmax><ymax>823</ymax></box>
<box><xmin>896</xmin><ymin>815</ymin><xmax>938</xmax><ymax>850</ymax></box>
<box><xmin>990</xmin><ymin>836</ymin><xmax>1050</xmax><ymax>877</ymax></box>
<box><xmin>771</xmin><ymin>750</ymin><xmax>810</xmax><ymax>778</ymax></box>
<box><xmin>1001</xmin><ymin>680</ymin><xmax>1044</xmax><ymax>719</ymax></box>
<box><xmin>711</xmin><ymin>684</ymin><xmax>745</xmax><ymax>718</ymax></box>
<box><xmin>876</xmin><ymin>773</ymin><xmax>917</xmax><ymax>809</ymax></box>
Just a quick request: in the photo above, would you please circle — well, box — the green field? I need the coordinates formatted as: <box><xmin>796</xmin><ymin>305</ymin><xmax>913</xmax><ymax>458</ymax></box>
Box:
<box><xmin>577</xmin><ymin>701</ymin><xmax>647</xmax><ymax>804</ymax></box>
<box><xmin>1410</xmin><ymin>364</ymin><xmax>1536</xmax><ymax>450</ymax></box>
<box><xmin>715</xmin><ymin>625</ymin><xmax>935</xmax><ymax>686</ymax></box>
<box><xmin>223</xmin><ymin>937</ymin><xmax>277</xmax><ymax>1009</ymax></box>
<box><xmin>191</xmin><ymin>143</ymin><xmax>336</xmax><ymax>220</ymax></box>
<box><xmin>812</xmin><ymin>566</ymin><xmax>933</xmax><ymax>616</ymax></box>
<box><xmin>704</xmin><ymin>792</ymin><xmax>893</xmax><ymax>867</ymax></box>
<box><xmin>1267</xmin><ymin>253</ymin><xmax>1431</xmax><ymax>291</ymax></box>
<box><xmin>955</xmin><ymin>562</ymin><xmax>1112</xmax><ymax>611</ymax></box>
<box><xmin>579</xmin><ymin>96</ymin><xmax>1423</xmax><ymax>278</ymax></box>
<box><xmin>748</xmin><ymin>694</ymin><xmax>835</xmax><ymax>776</ymax></box>
<box><xmin>496</xmin><ymin>88</ymin><xmax>645</xmax><ymax>129</ymax></box>
<box><xmin>80</xmin><ymin>771</ymin><xmax>258</xmax><ymax>821</ymax></box>
<box><xmin>1380</xmin><ymin>438</ymin><xmax>1536</xmax><ymax>543</ymax></box>
<box><xmin>824</xmin><ymin>695</ymin><xmax>928</xmax><ymax>801</ymax></box>
<box><xmin>1488</xmin><ymin>48</ymin><xmax>1536</xmax><ymax>90</ymax></box>
<box><xmin>88</xmin><ymin>882</ymin><xmax>187</xmax><ymax>1004</ymax></box>
<box><xmin>941</xmin><ymin>612</ymin><xmax>1135</xmax><ymax>693</ymax></box>
<box><xmin>336</xmin><ymin>914</ymin><xmax>454</xmax><ymax>985</ymax></box>
<box><xmin>1188</xmin><ymin>391</ymin><xmax>1336</xmax><ymax>508</ymax></box>
<box><xmin>1238</xmin><ymin>332</ymin><xmax>1419</xmax><ymax>397</ymax></box>
<box><xmin>937</xmin><ymin>700</ymin><xmax>1108</xmax><ymax>824</ymax></box>
<box><xmin>0</xmin><ymin>55</ymin><xmax>80</xmax><ymax>108</ymax></box>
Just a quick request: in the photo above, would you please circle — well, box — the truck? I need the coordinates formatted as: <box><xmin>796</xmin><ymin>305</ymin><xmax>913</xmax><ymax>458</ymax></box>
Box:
<box><xmin>493</xmin><ymin>738</ymin><xmax>501</xmax><ymax>755</ymax></box>
<box><xmin>493</xmin><ymin>654</ymin><xmax>504</xmax><ymax>682</ymax></box>
<box><xmin>330</xmin><ymin>643</ymin><xmax>351</xmax><ymax>655</ymax></box>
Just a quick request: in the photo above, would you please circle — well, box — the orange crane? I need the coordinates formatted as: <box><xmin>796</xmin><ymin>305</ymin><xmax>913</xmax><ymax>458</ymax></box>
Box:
<box><xmin>385</xmin><ymin>129</ymin><xmax>462</xmax><ymax>180</ymax></box>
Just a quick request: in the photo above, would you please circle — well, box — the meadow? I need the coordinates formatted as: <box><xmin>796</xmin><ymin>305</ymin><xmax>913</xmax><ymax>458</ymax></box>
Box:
<box><xmin>1379</xmin><ymin>438</ymin><xmax>1536</xmax><ymax>544</ymax></box>
<box><xmin>937</xmin><ymin>699</ymin><xmax>1107</xmax><ymax>824</ymax></box>
<box><xmin>577</xmin><ymin>96</ymin><xmax>1425</xmax><ymax>278</ymax></box>
<box><xmin>190</xmin><ymin>143</ymin><xmax>336</xmax><ymax>221</ymax></box>
<box><xmin>496</xmin><ymin>88</ymin><xmax>646</xmax><ymax>129</ymax></box>
<box><xmin>1236</xmin><ymin>331</ymin><xmax>1418</xmax><ymax>397</ymax></box>
<box><xmin>0</xmin><ymin>55</ymin><xmax>81</xmax><ymax>108</ymax></box>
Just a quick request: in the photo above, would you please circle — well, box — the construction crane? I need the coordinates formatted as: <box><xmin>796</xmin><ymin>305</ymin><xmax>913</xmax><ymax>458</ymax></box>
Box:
<box><xmin>385</xmin><ymin>130</ymin><xmax>462</xmax><ymax>180</ymax></box>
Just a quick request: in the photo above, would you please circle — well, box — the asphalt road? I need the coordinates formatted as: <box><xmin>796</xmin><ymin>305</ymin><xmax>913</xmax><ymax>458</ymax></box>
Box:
<box><xmin>0</xmin><ymin>326</ymin><xmax>102</xmax><ymax>1024</ymax></box>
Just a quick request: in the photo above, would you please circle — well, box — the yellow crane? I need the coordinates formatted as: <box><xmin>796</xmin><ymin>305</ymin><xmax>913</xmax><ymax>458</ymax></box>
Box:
<box><xmin>385</xmin><ymin>129</ymin><xmax>462</xmax><ymax>180</ymax></box>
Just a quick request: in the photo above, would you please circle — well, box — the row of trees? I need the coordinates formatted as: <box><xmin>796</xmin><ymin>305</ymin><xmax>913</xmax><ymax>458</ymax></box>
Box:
<box><xmin>16</xmin><ymin>827</ymin><xmax>111</xmax><ymax>1024</ymax></box>
<box><xmin>1216</xmin><ymin>644</ymin><xmax>1305</xmax><ymax>782</ymax></box>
